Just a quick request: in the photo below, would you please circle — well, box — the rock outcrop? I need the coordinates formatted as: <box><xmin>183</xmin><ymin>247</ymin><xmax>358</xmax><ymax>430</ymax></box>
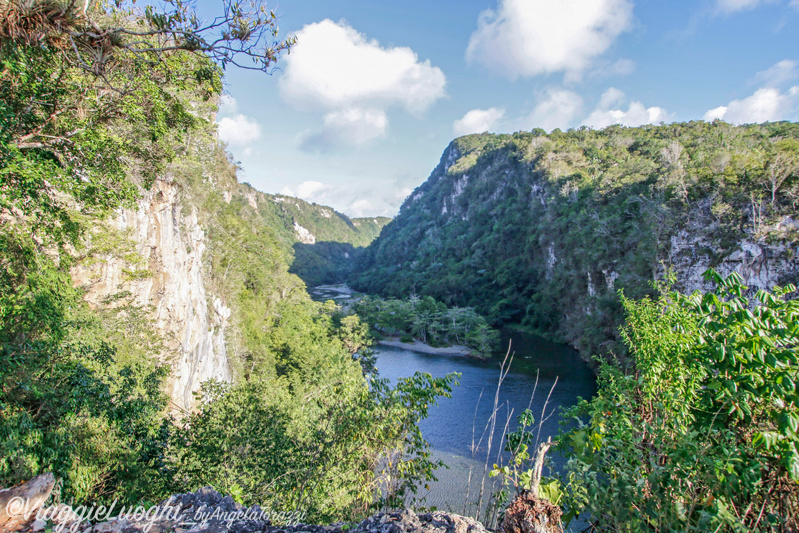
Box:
<box><xmin>11</xmin><ymin>486</ymin><xmax>491</xmax><ymax>533</ymax></box>
<box><xmin>667</xmin><ymin>217</ymin><xmax>799</xmax><ymax>295</ymax></box>
<box><xmin>71</xmin><ymin>179</ymin><xmax>231</xmax><ymax>411</ymax></box>
<box><xmin>0</xmin><ymin>474</ymin><xmax>56</xmax><ymax>532</ymax></box>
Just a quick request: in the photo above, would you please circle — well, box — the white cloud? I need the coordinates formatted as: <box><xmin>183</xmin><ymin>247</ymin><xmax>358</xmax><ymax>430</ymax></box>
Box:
<box><xmin>217</xmin><ymin>114</ymin><xmax>262</xmax><ymax>145</ymax></box>
<box><xmin>608</xmin><ymin>58</ymin><xmax>636</xmax><ymax>77</ymax></box>
<box><xmin>347</xmin><ymin>198</ymin><xmax>375</xmax><ymax>217</ymax></box>
<box><xmin>715</xmin><ymin>0</ymin><xmax>777</xmax><ymax>13</ymax></box>
<box><xmin>703</xmin><ymin>86</ymin><xmax>799</xmax><ymax>123</ymax></box>
<box><xmin>598</xmin><ymin>87</ymin><xmax>626</xmax><ymax>109</ymax></box>
<box><xmin>792</xmin><ymin>0</ymin><xmax>799</xmax><ymax>9</ymax></box>
<box><xmin>521</xmin><ymin>88</ymin><xmax>584</xmax><ymax>131</ymax></box>
<box><xmin>279</xmin><ymin>179</ymin><xmax>412</xmax><ymax>217</ymax></box>
<box><xmin>279</xmin><ymin>19</ymin><xmax>446</xmax><ymax>151</ymax></box>
<box><xmin>466</xmin><ymin>0</ymin><xmax>634</xmax><ymax>80</ymax></box>
<box><xmin>346</xmin><ymin>181</ymin><xmax>415</xmax><ymax>216</ymax></box>
<box><xmin>704</xmin><ymin>106</ymin><xmax>729</xmax><ymax>122</ymax></box>
<box><xmin>299</xmin><ymin>108</ymin><xmax>389</xmax><ymax>152</ymax></box>
<box><xmin>584</xmin><ymin>88</ymin><xmax>670</xmax><ymax>129</ymax></box>
<box><xmin>297</xmin><ymin>181</ymin><xmax>330</xmax><ymax>198</ymax></box>
<box><xmin>453</xmin><ymin>108</ymin><xmax>506</xmax><ymax>136</ymax></box>
<box><xmin>281</xmin><ymin>19</ymin><xmax>446</xmax><ymax>114</ymax></box>
<box><xmin>751</xmin><ymin>59</ymin><xmax>799</xmax><ymax>87</ymax></box>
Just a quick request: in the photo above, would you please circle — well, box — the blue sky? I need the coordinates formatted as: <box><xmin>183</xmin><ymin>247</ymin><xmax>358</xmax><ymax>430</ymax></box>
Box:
<box><xmin>209</xmin><ymin>0</ymin><xmax>799</xmax><ymax>217</ymax></box>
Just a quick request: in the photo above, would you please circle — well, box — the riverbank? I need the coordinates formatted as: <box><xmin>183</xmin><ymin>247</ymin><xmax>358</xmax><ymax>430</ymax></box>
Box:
<box><xmin>377</xmin><ymin>335</ymin><xmax>486</xmax><ymax>359</ymax></box>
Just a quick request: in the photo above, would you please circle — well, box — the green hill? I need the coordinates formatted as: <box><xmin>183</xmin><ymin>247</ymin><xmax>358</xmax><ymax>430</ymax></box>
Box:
<box><xmin>351</xmin><ymin>122</ymin><xmax>799</xmax><ymax>358</ymax></box>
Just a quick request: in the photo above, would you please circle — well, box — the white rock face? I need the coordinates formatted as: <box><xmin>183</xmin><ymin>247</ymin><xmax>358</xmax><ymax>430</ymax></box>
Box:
<box><xmin>294</xmin><ymin>221</ymin><xmax>316</xmax><ymax>244</ymax></box>
<box><xmin>246</xmin><ymin>191</ymin><xmax>258</xmax><ymax>210</ymax></box>
<box><xmin>71</xmin><ymin>180</ymin><xmax>231</xmax><ymax>410</ymax></box>
<box><xmin>667</xmin><ymin>222</ymin><xmax>798</xmax><ymax>295</ymax></box>
<box><xmin>443</xmin><ymin>146</ymin><xmax>460</xmax><ymax>174</ymax></box>
<box><xmin>546</xmin><ymin>244</ymin><xmax>557</xmax><ymax>280</ymax></box>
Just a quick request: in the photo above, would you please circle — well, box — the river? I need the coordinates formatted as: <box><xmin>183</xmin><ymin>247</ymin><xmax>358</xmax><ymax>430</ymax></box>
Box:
<box><xmin>373</xmin><ymin>329</ymin><xmax>597</xmax><ymax>527</ymax></box>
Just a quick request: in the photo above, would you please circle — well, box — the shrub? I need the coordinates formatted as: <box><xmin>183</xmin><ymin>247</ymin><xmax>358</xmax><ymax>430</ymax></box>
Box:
<box><xmin>561</xmin><ymin>269</ymin><xmax>799</xmax><ymax>531</ymax></box>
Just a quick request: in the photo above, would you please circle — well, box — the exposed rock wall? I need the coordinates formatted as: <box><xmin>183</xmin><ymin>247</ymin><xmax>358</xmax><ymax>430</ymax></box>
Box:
<box><xmin>667</xmin><ymin>217</ymin><xmax>799</xmax><ymax>295</ymax></box>
<box><xmin>71</xmin><ymin>180</ymin><xmax>231</xmax><ymax>410</ymax></box>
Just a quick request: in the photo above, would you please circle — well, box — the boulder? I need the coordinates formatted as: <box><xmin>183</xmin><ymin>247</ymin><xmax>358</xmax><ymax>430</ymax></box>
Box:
<box><xmin>0</xmin><ymin>473</ymin><xmax>56</xmax><ymax>532</ymax></box>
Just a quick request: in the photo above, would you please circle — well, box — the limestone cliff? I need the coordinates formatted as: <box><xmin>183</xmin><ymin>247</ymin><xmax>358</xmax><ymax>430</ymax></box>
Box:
<box><xmin>72</xmin><ymin>179</ymin><xmax>231</xmax><ymax>411</ymax></box>
<box><xmin>69</xmin><ymin>164</ymin><xmax>389</xmax><ymax>409</ymax></box>
<box><xmin>666</xmin><ymin>216</ymin><xmax>799</xmax><ymax>294</ymax></box>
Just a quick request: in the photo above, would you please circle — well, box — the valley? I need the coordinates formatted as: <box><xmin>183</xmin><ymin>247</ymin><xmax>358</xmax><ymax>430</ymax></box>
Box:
<box><xmin>2</xmin><ymin>3</ymin><xmax>798</xmax><ymax>532</ymax></box>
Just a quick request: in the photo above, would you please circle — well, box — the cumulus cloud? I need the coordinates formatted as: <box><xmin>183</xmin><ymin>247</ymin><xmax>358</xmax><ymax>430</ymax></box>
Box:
<box><xmin>584</xmin><ymin>88</ymin><xmax>670</xmax><ymax>129</ymax></box>
<box><xmin>521</xmin><ymin>88</ymin><xmax>584</xmax><ymax>131</ymax></box>
<box><xmin>299</xmin><ymin>108</ymin><xmax>389</xmax><ymax>152</ymax></box>
<box><xmin>453</xmin><ymin>108</ymin><xmax>506</xmax><ymax>136</ymax></box>
<box><xmin>217</xmin><ymin>114</ymin><xmax>262</xmax><ymax>145</ymax></box>
<box><xmin>279</xmin><ymin>19</ymin><xmax>446</xmax><ymax>150</ymax></box>
<box><xmin>466</xmin><ymin>0</ymin><xmax>634</xmax><ymax>80</ymax></box>
<box><xmin>704</xmin><ymin>87</ymin><xmax>799</xmax><ymax>123</ymax></box>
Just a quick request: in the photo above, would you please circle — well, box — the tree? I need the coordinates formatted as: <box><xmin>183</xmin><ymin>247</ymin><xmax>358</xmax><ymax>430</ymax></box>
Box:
<box><xmin>765</xmin><ymin>139</ymin><xmax>799</xmax><ymax>206</ymax></box>
<box><xmin>0</xmin><ymin>0</ymin><xmax>295</xmax><ymax>78</ymax></box>
<box><xmin>0</xmin><ymin>0</ymin><xmax>296</xmax><ymax>505</ymax></box>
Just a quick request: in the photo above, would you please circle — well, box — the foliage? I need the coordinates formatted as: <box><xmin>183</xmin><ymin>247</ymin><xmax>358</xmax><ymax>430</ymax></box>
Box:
<box><xmin>0</xmin><ymin>0</ymin><xmax>229</xmax><ymax>505</ymax></box>
<box><xmin>560</xmin><ymin>270</ymin><xmax>799</xmax><ymax>531</ymax></box>
<box><xmin>0</xmin><ymin>278</ymin><xmax>172</xmax><ymax>504</ymax></box>
<box><xmin>239</xmin><ymin>190</ymin><xmax>390</xmax><ymax>287</ymax></box>
<box><xmin>353</xmin><ymin>294</ymin><xmax>499</xmax><ymax>355</ymax></box>
<box><xmin>171</xmin><ymin>371</ymin><xmax>459</xmax><ymax>523</ymax></box>
<box><xmin>0</xmin><ymin>0</ymin><xmax>295</xmax><ymax>76</ymax></box>
<box><xmin>351</xmin><ymin>122</ymin><xmax>799</xmax><ymax>358</ymax></box>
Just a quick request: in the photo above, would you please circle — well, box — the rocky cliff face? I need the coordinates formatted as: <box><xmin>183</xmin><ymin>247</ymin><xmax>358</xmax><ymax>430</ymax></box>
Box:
<box><xmin>667</xmin><ymin>216</ymin><xmax>799</xmax><ymax>295</ymax></box>
<box><xmin>68</xmin><ymin>169</ymin><xmax>391</xmax><ymax>409</ymax></box>
<box><xmin>72</xmin><ymin>179</ymin><xmax>231</xmax><ymax>411</ymax></box>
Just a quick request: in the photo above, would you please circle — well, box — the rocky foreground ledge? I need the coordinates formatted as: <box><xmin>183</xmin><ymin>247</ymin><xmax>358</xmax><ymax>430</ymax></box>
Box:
<box><xmin>1</xmin><ymin>474</ymin><xmax>491</xmax><ymax>533</ymax></box>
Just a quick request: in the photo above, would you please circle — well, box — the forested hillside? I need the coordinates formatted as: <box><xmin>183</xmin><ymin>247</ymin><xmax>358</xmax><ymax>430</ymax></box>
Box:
<box><xmin>238</xmin><ymin>188</ymin><xmax>389</xmax><ymax>250</ymax></box>
<box><xmin>351</xmin><ymin>122</ymin><xmax>799</xmax><ymax>357</ymax></box>
<box><xmin>231</xmin><ymin>188</ymin><xmax>390</xmax><ymax>286</ymax></box>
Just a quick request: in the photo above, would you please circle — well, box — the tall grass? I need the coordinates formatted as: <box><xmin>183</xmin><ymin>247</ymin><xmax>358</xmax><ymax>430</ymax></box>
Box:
<box><xmin>454</xmin><ymin>342</ymin><xmax>560</xmax><ymax>529</ymax></box>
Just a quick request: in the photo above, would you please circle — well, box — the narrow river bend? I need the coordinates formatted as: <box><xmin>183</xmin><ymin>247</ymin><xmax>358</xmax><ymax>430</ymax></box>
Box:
<box><xmin>374</xmin><ymin>330</ymin><xmax>597</xmax><ymax>525</ymax></box>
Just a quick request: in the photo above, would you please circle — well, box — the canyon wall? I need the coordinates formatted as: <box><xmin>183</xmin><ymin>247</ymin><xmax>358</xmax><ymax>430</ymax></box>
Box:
<box><xmin>72</xmin><ymin>179</ymin><xmax>231</xmax><ymax>410</ymax></box>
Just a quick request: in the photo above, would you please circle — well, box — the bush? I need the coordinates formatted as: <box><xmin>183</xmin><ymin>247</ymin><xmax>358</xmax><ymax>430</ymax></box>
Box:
<box><xmin>560</xmin><ymin>269</ymin><xmax>799</xmax><ymax>531</ymax></box>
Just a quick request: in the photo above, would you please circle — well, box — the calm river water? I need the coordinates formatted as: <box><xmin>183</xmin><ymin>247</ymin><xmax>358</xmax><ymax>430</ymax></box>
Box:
<box><xmin>374</xmin><ymin>330</ymin><xmax>596</xmax><ymax>526</ymax></box>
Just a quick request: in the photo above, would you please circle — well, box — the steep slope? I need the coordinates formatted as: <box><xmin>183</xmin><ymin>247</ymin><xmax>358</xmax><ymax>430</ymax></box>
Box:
<box><xmin>70</xmin><ymin>128</ymin><xmax>387</xmax><ymax>408</ymax></box>
<box><xmin>351</xmin><ymin>121</ymin><xmax>799</xmax><ymax>358</ymax></box>
<box><xmin>233</xmin><ymin>186</ymin><xmax>391</xmax><ymax>286</ymax></box>
<box><xmin>71</xmin><ymin>179</ymin><xmax>232</xmax><ymax>410</ymax></box>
